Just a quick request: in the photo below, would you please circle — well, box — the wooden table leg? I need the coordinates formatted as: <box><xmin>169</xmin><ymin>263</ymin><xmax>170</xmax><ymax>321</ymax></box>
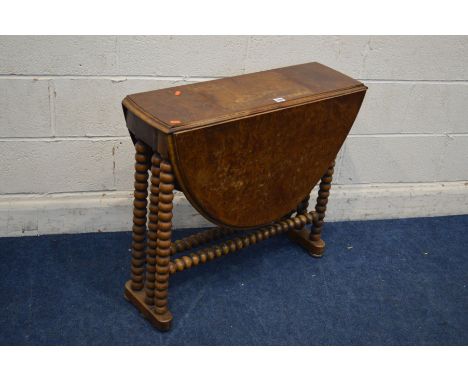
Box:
<box><xmin>309</xmin><ymin>160</ymin><xmax>335</xmax><ymax>257</ymax></box>
<box><xmin>124</xmin><ymin>150</ymin><xmax>174</xmax><ymax>331</ymax></box>
<box><xmin>145</xmin><ymin>153</ymin><xmax>161</xmax><ymax>306</ymax></box>
<box><xmin>288</xmin><ymin>160</ymin><xmax>335</xmax><ymax>258</ymax></box>
<box><xmin>152</xmin><ymin>158</ymin><xmax>174</xmax><ymax>329</ymax></box>
<box><xmin>296</xmin><ymin>194</ymin><xmax>310</xmax><ymax>215</ymax></box>
<box><xmin>130</xmin><ymin>140</ymin><xmax>150</xmax><ymax>291</ymax></box>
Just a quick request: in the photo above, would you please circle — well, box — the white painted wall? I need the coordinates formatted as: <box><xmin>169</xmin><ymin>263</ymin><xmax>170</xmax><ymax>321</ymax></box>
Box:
<box><xmin>0</xmin><ymin>36</ymin><xmax>467</xmax><ymax>236</ymax></box>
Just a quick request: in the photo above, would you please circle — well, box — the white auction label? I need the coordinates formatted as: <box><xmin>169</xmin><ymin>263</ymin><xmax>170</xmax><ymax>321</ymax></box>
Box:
<box><xmin>273</xmin><ymin>97</ymin><xmax>286</xmax><ymax>103</ymax></box>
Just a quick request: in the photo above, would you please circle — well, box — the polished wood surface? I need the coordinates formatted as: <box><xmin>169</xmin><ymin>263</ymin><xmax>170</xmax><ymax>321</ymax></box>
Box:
<box><xmin>171</xmin><ymin>91</ymin><xmax>364</xmax><ymax>228</ymax></box>
<box><xmin>123</xmin><ymin>62</ymin><xmax>363</xmax><ymax>133</ymax></box>
<box><xmin>122</xmin><ymin>62</ymin><xmax>367</xmax><ymax>330</ymax></box>
<box><xmin>123</xmin><ymin>63</ymin><xmax>366</xmax><ymax>228</ymax></box>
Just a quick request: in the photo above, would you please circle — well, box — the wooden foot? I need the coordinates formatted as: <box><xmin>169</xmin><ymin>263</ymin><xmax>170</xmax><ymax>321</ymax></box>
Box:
<box><xmin>288</xmin><ymin>227</ymin><xmax>325</xmax><ymax>258</ymax></box>
<box><xmin>124</xmin><ymin>281</ymin><xmax>173</xmax><ymax>331</ymax></box>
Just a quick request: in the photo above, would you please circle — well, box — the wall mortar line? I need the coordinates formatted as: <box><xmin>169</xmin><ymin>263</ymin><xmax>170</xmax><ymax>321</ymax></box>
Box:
<box><xmin>47</xmin><ymin>80</ymin><xmax>56</xmax><ymax>137</ymax></box>
<box><xmin>1</xmin><ymin>74</ymin><xmax>468</xmax><ymax>84</ymax></box>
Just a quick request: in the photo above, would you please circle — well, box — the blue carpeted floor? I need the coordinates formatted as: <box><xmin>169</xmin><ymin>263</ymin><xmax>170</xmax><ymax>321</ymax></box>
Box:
<box><xmin>0</xmin><ymin>215</ymin><xmax>467</xmax><ymax>345</ymax></box>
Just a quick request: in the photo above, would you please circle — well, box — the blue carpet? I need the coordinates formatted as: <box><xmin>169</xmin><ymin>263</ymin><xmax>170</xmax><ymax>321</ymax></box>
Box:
<box><xmin>0</xmin><ymin>215</ymin><xmax>467</xmax><ymax>345</ymax></box>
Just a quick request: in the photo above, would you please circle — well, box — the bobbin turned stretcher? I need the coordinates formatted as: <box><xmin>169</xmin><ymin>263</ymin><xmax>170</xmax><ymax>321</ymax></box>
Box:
<box><xmin>121</xmin><ymin>62</ymin><xmax>367</xmax><ymax>330</ymax></box>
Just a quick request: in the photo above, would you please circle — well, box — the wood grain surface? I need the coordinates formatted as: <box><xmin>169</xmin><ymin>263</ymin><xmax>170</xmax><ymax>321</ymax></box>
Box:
<box><xmin>123</xmin><ymin>62</ymin><xmax>367</xmax><ymax>228</ymax></box>
<box><xmin>123</xmin><ymin>62</ymin><xmax>364</xmax><ymax>133</ymax></box>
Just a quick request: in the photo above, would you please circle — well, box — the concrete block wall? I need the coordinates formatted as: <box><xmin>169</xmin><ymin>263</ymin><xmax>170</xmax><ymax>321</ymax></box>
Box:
<box><xmin>0</xmin><ymin>36</ymin><xmax>467</xmax><ymax>236</ymax></box>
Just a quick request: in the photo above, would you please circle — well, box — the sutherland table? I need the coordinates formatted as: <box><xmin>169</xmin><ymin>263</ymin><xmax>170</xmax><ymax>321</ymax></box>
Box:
<box><xmin>121</xmin><ymin>62</ymin><xmax>367</xmax><ymax>330</ymax></box>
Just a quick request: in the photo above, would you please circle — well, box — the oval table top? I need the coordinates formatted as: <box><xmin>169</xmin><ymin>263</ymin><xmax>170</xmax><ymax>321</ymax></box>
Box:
<box><xmin>123</xmin><ymin>62</ymin><xmax>367</xmax><ymax>228</ymax></box>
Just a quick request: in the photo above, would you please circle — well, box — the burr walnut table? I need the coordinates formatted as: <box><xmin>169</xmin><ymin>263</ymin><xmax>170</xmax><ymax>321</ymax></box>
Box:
<box><xmin>121</xmin><ymin>62</ymin><xmax>367</xmax><ymax>330</ymax></box>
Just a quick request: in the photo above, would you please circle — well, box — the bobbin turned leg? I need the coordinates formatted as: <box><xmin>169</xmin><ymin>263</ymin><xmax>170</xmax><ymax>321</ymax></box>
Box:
<box><xmin>288</xmin><ymin>160</ymin><xmax>335</xmax><ymax>258</ymax></box>
<box><xmin>130</xmin><ymin>140</ymin><xmax>150</xmax><ymax>291</ymax></box>
<box><xmin>296</xmin><ymin>194</ymin><xmax>310</xmax><ymax>215</ymax></box>
<box><xmin>124</xmin><ymin>153</ymin><xmax>174</xmax><ymax>331</ymax></box>
<box><xmin>308</xmin><ymin>160</ymin><xmax>334</xmax><ymax>257</ymax></box>
<box><xmin>145</xmin><ymin>153</ymin><xmax>161</xmax><ymax>306</ymax></box>
<box><xmin>152</xmin><ymin>158</ymin><xmax>174</xmax><ymax>329</ymax></box>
